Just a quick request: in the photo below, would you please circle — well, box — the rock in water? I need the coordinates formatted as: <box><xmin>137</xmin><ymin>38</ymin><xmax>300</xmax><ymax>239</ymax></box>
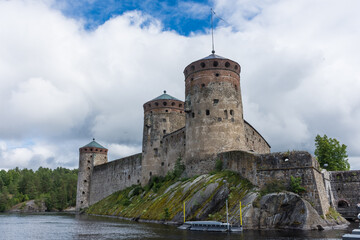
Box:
<box><xmin>258</xmin><ymin>192</ymin><xmax>346</xmax><ymax>230</ymax></box>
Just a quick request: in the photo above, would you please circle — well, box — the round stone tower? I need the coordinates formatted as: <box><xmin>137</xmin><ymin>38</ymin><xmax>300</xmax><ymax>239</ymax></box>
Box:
<box><xmin>184</xmin><ymin>53</ymin><xmax>247</xmax><ymax>167</ymax></box>
<box><xmin>141</xmin><ymin>91</ymin><xmax>185</xmax><ymax>184</ymax></box>
<box><xmin>76</xmin><ymin>139</ymin><xmax>108</xmax><ymax>211</ymax></box>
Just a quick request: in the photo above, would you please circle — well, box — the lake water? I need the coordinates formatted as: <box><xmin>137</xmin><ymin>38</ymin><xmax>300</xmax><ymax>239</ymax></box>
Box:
<box><xmin>0</xmin><ymin>213</ymin><xmax>356</xmax><ymax>240</ymax></box>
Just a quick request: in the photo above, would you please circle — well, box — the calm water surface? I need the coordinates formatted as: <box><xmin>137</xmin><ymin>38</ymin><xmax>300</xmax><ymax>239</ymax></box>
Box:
<box><xmin>0</xmin><ymin>213</ymin><xmax>356</xmax><ymax>240</ymax></box>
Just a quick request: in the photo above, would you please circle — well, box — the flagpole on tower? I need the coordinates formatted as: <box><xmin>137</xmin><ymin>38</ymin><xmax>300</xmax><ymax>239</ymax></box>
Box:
<box><xmin>211</xmin><ymin>8</ymin><xmax>215</xmax><ymax>54</ymax></box>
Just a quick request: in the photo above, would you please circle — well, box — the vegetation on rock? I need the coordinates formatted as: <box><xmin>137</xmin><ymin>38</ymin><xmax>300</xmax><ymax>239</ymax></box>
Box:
<box><xmin>0</xmin><ymin>167</ymin><xmax>78</xmax><ymax>212</ymax></box>
<box><xmin>315</xmin><ymin>134</ymin><xmax>350</xmax><ymax>171</ymax></box>
<box><xmin>87</xmin><ymin>170</ymin><xmax>254</xmax><ymax>223</ymax></box>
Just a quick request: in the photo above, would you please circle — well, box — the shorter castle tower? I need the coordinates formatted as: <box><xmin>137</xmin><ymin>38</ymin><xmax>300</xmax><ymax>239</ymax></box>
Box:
<box><xmin>76</xmin><ymin>139</ymin><xmax>108</xmax><ymax>210</ymax></box>
<box><xmin>141</xmin><ymin>91</ymin><xmax>185</xmax><ymax>184</ymax></box>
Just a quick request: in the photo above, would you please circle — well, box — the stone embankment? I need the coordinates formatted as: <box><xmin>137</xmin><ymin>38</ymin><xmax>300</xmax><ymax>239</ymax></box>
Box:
<box><xmin>86</xmin><ymin>171</ymin><xmax>348</xmax><ymax>230</ymax></box>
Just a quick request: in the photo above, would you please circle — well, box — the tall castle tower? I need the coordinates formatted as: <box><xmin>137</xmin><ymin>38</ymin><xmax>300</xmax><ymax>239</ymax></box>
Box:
<box><xmin>184</xmin><ymin>53</ymin><xmax>247</xmax><ymax>166</ymax></box>
<box><xmin>76</xmin><ymin>139</ymin><xmax>108</xmax><ymax>210</ymax></box>
<box><xmin>141</xmin><ymin>91</ymin><xmax>185</xmax><ymax>184</ymax></box>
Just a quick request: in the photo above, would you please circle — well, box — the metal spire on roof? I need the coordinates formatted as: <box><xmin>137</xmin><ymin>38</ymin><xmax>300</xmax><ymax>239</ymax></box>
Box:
<box><xmin>93</xmin><ymin>138</ymin><xmax>95</xmax><ymax>141</ymax></box>
<box><xmin>164</xmin><ymin>90</ymin><xmax>166</xmax><ymax>94</ymax></box>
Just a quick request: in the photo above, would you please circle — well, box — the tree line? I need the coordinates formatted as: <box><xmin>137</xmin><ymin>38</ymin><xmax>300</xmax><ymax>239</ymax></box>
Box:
<box><xmin>0</xmin><ymin>167</ymin><xmax>78</xmax><ymax>212</ymax></box>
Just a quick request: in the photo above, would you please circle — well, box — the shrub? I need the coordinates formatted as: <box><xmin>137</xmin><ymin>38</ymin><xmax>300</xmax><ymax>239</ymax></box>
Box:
<box><xmin>163</xmin><ymin>208</ymin><xmax>170</xmax><ymax>220</ymax></box>
<box><xmin>215</xmin><ymin>159</ymin><xmax>223</xmax><ymax>172</ymax></box>
<box><xmin>289</xmin><ymin>176</ymin><xmax>306</xmax><ymax>194</ymax></box>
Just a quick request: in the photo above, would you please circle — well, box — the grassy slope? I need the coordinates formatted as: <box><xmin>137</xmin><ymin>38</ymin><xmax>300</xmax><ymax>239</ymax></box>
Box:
<box><xmin>87</xmin><ymin>171</ymin><xmax>254</xmax><ymax>222</ymax></box>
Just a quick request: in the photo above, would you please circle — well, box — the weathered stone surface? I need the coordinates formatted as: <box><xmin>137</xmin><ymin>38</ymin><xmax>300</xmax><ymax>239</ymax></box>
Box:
<box><xmin>254</xmin><ymin>192</ymin><xmax>348</xmax><ymax>230</ymax></box>
<box><xmin>330</xmin><ymin>170</ymin><xmax>360</xmax><ymax>219</ymax></box>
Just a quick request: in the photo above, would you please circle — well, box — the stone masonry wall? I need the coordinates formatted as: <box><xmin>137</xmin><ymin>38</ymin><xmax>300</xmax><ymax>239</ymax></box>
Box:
<box><xmin>89</xmin><ymin>153</ymin><xmax>142</xmax><ymax>205</ymax></box>
<box><xmin>162</xmin><ymin>127</ymin><xmax>186</xmax><ymax>175</ymax></box>
<box><xmin>218</xmin><ymin>150</ymin><xmax>330</xmax><ymax>216</ymax></box>
<box><xmin>330</xmin><ymin>170</ymin><xmax>360</xmax><ymax>218</ymax></box>
<box><xmin>244</xmin><ymin>120</ymin><xmax>271</xmax><ymax>154</ymax></box>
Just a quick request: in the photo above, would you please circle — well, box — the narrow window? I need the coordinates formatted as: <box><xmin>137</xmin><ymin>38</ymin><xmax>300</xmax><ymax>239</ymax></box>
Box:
<box><xmin>149</xmin><ymin>172</ymin><xmax>152</xmax><ymax>176</ymax></box>
<box><xmin>163</xmin><ymin>102</ymin><xmax>167</xmax><ymax>106</ymax></box>
<box><xmin>225</xmin><ymin>62</ymin><xmax>230</xmax><ymax>68</ymax></box>
<box><xmin>234</xmin><ymin>85</ymin><xmax>238</xmax><ymax>91</ymax></box>
<box><xmin>192</xmin><ymin>112</ymin><xmax>195</xmax><ymax>118</ymax></box>
<box><xmin>224</xmin><ymin>110</ymin><xmax>228</xmax><ymax>119</ymax></box>
<box><xmin>200</xmin><ymin>62</ymin><xmax>205</xmax><ymax>68</ymax></box>
<box><xmin>128</xmin><ymin>175</ymin><xmax>131</xmax><ymax>180</ymax></box>
<box><xmin>163</xmin><ymin>130</ymin><xmax>166</xmax><ymax>134</ymax></box>
<box><xmin>161</xmin><ymin>162</ymin><xmax>164</xmax><ymax>166</ymax></box>
<box><xmin>213</xmin><ymin>61</ymin><xmax>218</xmax><ymax>67</ymax></box>
<box><xmin>171</xmin><ymin>102</ymin><xmax>175</xmax><ymax>106</ymax></box>
<box><xmin>213</xmin><ymin>99</ymin><xmax>219</xmax><ymax>105</ymax></box>
<box><xmin>201</xmin><ymin>83</ymin><xmax>205</xmax><ymax>88</ymax></box>
<box><xmin>230</xmin><ymin>110</ymin><xmax>234</xmax><ymax>116</ymax></box>
<box><xmin>206</xmin><ymin>110</ymin><xmax>210</xmax><ymax>115</ymax></box>
<box><xmin>154</xmin><ymin>148</ymin><xmax>158</xmax><ymax>155</ymax></box>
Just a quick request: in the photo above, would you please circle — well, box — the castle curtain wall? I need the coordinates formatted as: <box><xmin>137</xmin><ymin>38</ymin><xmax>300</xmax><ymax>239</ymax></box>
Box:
<box><xmin>89</xmin><ymin>153</ymin><xmax>142</xmax><ymax>205</ymax></box>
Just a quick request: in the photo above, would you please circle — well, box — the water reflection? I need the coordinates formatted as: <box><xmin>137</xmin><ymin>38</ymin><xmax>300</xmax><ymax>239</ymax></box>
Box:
<box><xmin>0</xmin><ymin>213</ymin><xmax>356</xmax><ymax>240</ymax></box>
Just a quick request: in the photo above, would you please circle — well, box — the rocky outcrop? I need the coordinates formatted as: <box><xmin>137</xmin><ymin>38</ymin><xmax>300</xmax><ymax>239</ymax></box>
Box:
<box><xmin>87</xmin><ymin>172</ymin><xmax>348</xmax><ymax>230</ymax></box>
<box><xmin>8</xmin><ymin>200</ymin><xmax>46</xmax><ymax>213</ymax></box>
<box><xmin>242</xmin><ymin>192</ymin><xmax>348</xmax><ymax>230</ymax></box>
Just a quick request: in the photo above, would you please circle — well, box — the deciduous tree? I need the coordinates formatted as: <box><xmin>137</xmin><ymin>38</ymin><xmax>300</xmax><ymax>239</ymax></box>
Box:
<box><xmin>314</xmin><ymin>134</ymin><xmax>350</xmax><ymax>171</ymax></box>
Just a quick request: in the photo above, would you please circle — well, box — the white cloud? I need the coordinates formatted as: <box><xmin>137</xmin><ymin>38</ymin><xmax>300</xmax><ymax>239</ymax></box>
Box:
<box><xmin>0</xmin><ymin>0</ymin><xmax>360</xmax><ymax>170</ymax></box>
<box><xmin>108</xmin><ymin>143</ymin><xmax>141</xmax><ymax>160</ymax></box>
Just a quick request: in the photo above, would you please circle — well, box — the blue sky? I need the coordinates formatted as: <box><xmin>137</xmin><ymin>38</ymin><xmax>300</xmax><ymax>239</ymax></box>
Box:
<box><xmin>1</xmin><ymin>0</ymin><xmax>360</xmax><ymax>170</ymax></box>
<box><xmin>54</xmin><ymin>0</ymin><xmax>213</xmax><ymax>35</ymax></box>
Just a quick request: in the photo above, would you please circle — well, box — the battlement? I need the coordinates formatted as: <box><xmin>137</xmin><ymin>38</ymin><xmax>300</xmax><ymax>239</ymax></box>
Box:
<box><xmin>79</xmin><ymin>147</ymin><xmax>108</xmax><ymax>154</ymax></box>
<box><xmin>143</xmin><ymin>98</ymin><xmax>184</xmax><ymax>114</ymax></box>
<box><xmin>184</xmin><ymin>55</ymin><xmax>241</xmax><ymax>96</ymax></box>
<box><xmin>183</xmin><ymin>53</ymin><xmax>241</xmax><ymax>78</ymax></box>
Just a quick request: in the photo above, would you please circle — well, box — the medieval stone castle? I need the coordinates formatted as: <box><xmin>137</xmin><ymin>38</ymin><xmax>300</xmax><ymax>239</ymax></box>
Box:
<box><xmin>76</xmin><ymin>52</ymin><xmax>360</xmax><ymax>219</ymax></box>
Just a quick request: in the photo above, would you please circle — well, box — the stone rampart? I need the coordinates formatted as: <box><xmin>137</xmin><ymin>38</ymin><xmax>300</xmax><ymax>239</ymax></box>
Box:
<box><xmin>89</xmin><ymin>153</ymin><xmax>142</xmax><ymax>205</ymax></box>
<box><xmin>330</xmin><ymin>170</ymin><xmax>360</xmax><ymax>219</ymax></box>
<box><xmin>218</xmin><ymin>150</ymin><xmax>330</xmax><ymax>216</ymax></box>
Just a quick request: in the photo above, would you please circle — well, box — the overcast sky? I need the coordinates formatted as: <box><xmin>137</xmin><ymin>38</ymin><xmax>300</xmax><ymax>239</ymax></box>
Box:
<box><xmin>1</xmin><ymin>0</ymin><xmax>360</xmax><ymax>170</ymax></box>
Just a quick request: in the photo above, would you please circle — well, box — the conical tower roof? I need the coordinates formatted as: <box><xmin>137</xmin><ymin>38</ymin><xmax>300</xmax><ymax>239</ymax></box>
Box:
<box><xmin>81</xmin><ymin>138</ymin><xmax>106</xmax><ymax>149</ymax></box>
<box><xmin>151</xmin><ymin>91</ymin><xmax>181</xmax><ymax>101</ymax></box>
